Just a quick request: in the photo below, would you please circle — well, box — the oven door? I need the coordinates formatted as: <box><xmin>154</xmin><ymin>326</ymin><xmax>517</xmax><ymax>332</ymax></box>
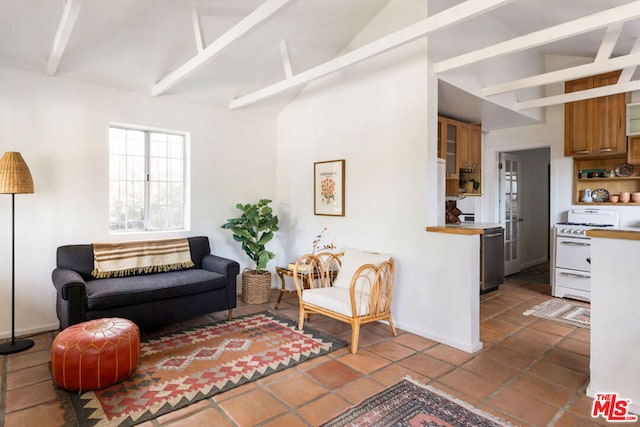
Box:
<box><xmin>555</xmin><ymin>236</ymin><xmax>591</xmax><ymax>272</ymax></box>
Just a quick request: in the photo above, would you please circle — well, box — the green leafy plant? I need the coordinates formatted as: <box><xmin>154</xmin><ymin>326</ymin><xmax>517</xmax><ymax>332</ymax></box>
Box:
<box><xmin>221</xmin><ymin>199</ymin><xmax>279</xmax><ymax>271</ymax></box>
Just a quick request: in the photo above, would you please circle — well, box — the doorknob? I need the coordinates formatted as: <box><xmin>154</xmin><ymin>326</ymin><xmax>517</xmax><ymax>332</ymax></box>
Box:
<box><xmin>518</xmin><ymin>218</ymin><xmax>524</xmax><ymax>222</ymax></box>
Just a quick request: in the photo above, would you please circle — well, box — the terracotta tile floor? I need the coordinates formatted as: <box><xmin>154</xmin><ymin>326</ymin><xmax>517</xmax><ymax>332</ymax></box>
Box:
<box><xmin>0</xmin><ymin>266</ymin><xmax>615</xmax><ymax>426</ymax></box>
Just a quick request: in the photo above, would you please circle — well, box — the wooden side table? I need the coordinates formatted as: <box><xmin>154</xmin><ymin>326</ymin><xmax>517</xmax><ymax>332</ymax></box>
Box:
<box><xmin>274</xmin><ymin>266</ymin><xmax>337</xmax><ymax>310</ymax></box>
<box><xmin>274</xmin><ymin>267</ymin><xmax>300</xmax><ymax>310</ymax></box>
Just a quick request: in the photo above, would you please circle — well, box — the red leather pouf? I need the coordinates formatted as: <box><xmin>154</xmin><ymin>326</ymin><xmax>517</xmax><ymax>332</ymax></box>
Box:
<box><xmin>51</xmin><ymin>318</ymin><xmax>140</xmax><ymax>392</ymax></box>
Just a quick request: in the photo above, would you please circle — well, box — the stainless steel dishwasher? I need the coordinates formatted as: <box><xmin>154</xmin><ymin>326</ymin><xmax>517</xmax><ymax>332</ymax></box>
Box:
<box><xmin>480</xmin><ymin>227</ymin><xmax>504</xmax><ymax>293</ymax></box>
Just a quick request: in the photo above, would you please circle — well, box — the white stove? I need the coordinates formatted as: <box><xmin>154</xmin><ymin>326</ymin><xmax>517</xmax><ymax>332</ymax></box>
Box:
<box><xmin>553</xmin><ymin>209</ymin><xmax>619</xmax><ymax>301</ymax></box>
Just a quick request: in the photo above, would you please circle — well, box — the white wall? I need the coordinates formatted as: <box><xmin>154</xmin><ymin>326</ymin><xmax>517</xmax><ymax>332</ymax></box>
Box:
<box><xmin>0</xmin><ymin>66</ymin><xmax>278</xmax><ymax>338</ymax></box>
<box><xmin>274</xmin><ymin>1</ymin><xmax>485</xmax><ymax>351</ymax></box>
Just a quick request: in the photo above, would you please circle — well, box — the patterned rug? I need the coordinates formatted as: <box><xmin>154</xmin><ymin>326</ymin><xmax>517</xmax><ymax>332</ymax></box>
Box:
<box><xmin>523</xmin><ymin>298</ymin><xmax>590</xmax><ymax>328</ymax></box>
<box><xmin>321</xmin><ymin>377</ymin><xmax>514</xmax><ymax>427</ymax></box>
<box><xmin>57</xmin><ymin>312</ymin><xmax>346</xmax><ymax>426</ymax></box>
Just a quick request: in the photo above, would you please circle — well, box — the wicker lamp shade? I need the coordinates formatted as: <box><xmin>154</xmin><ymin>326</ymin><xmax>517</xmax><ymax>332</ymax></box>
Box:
<box><xmin>0</xmin><ymin>152</ymin><xmax>34</xmax><ymax>194</ymax></box>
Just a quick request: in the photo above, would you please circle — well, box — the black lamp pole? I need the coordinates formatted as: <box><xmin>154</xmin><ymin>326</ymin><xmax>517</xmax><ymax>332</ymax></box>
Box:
<box><xmin>0</xmin><ymin>193</ymin><xmax>34</xmax><ymax>354</ymax></box>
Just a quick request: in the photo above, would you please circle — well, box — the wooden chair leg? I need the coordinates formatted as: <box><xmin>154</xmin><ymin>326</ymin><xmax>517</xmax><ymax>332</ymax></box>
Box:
<box><xmin>387</xmin><ymin>316</ymin><xmax>397</xmax><ymax>336</ymax></box>
<box><xmin>298</xmin><ymin>308</ymin><xmax>306</xmax><ymax>330</ymax></box>
<box><xmin>227</xmin><ymin>309</ymin><xmax>233</xmax><ymax>321</ymax></box>
<box><xmin>350</xmin><ymin>323</ymin><xmax>361</xmax><ymax>354</ymax></box>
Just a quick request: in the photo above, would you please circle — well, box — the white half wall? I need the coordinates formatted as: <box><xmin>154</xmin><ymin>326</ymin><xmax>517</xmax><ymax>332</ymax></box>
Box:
<box><xmin>0</xmin><ymin>65</ymin><xmax>278</xmax><ymax>338</ymax></box>
<box><xmin>274</xmin><ymin>1</ymin><xmax>483</xmax><ymax>352</ymax></box>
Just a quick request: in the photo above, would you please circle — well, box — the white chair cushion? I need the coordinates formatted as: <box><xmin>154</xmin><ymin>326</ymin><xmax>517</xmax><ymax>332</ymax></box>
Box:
<box><xmin>302</xmin><ymin>287</ymin><xmax>370</xmax><ymax>317</ymax></box>
<box><xmin>332</xmin><ymin>249</ymin><xmax>391</xmax><ymax>291</ymax></box>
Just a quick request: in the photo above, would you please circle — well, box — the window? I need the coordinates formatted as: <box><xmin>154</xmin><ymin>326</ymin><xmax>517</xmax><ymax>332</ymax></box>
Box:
<box><xmin>109</xmin><ymin>125</ymin><xmax>187</xmax><ymax>232</ymax></box>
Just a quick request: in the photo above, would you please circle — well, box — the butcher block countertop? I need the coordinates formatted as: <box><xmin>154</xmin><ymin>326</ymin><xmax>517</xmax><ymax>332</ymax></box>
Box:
<box><xmin>426</xmin><ymin>223</ymin><xmax>503</xmax><ymax>235</ymax></box>
<box><xmin>586</xmin><ymin>228</ymin><xmax>640</xmax><ymax>240</ymax></box>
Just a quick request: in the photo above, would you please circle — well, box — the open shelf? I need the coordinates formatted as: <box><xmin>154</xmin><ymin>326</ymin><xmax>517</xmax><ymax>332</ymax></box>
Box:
<box><xmin>574</xmin><ymin>155</ymin><xmax>640</xmax><ymax>205</ymax></box>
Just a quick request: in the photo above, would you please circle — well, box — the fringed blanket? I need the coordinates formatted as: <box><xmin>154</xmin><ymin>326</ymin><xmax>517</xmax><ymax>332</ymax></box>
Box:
<box><xmin>92</xmin><ymin>238</ymin><xmax>194</xmax><ymax>278</ymax></box>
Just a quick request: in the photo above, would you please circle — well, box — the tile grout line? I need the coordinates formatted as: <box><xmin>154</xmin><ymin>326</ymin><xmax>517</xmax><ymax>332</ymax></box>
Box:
<box><xmin>477</xmin><ymin>300</ymin><xmax>589</xmax><ymax>426</ymax></box>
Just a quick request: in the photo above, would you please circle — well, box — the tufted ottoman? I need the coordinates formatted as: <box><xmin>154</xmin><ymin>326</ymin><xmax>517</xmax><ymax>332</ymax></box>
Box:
<box><xmin>51</xmin><ymin>318</ymin><xmax>140</xmax><ymax>392</ymax></box>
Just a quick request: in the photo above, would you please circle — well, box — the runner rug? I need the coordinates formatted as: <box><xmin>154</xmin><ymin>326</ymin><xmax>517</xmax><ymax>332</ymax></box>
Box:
<box><xmin>321</xmin><ymin>377</ymin><xmax>514</xmax><ymax>427</ymax></box>
<box><xmin>57</xmin><ymin>311</ymin><xmax>346</xmax><ymax>426</ymax></box>
<box><xmin>523</xmin><ymin>298</ymin><xmax>590</xmax><ymax>328</ymax></box>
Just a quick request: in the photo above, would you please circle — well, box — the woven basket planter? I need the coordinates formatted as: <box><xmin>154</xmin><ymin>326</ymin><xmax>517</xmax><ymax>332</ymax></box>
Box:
<box><xmin>241</xmin><ymin>270</ymin><xmax>271</xmax><ymax>304</ymax></box>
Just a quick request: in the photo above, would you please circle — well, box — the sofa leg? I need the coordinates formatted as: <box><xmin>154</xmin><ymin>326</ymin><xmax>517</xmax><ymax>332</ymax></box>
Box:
<box><xmin>227</xmin><ymin>309</ymin><xmax>233</xmax><ymax>321</ymax></box>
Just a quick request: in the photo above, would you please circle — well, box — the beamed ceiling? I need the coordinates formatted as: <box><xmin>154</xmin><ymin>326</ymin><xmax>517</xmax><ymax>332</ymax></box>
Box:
<box><xmin>1</xmin><ymin>0</ymin><xmax>639</xmax><ymax>130</ymax></box>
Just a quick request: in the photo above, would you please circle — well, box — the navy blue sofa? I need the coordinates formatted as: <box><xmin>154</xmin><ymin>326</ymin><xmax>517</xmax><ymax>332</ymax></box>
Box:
<box><xmin>52</xmin><ymin>236</ymin><xmax>239</xmax><ymax>330</ymax></box>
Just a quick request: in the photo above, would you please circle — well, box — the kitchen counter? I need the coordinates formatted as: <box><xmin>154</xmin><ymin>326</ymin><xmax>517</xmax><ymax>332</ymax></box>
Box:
<box><xmin>426</xmin><ymin>223</ymin><xmax>503</xmax><ymax>235</ymax></box>
<box><xmin>586</xmin><ymin>228</ymin><xmax>640</xmax><ymax>240</ymax></box>
<box><xmin>420</xmin><ymin>222</ymin><xmax>504</xmax><ymax>353</ymax></box>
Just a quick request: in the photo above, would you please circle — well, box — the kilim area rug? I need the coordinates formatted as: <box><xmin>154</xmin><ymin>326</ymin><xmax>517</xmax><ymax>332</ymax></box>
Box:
<box><xmin>57</xmin><ymin>311</ymin><xmax>346</xmax><ymax>426</ymax></box>
<box><xmin>523</xmin><ymin>298</ymin><xmax>590</xmax><ymax>328</ymax></box>
<box><xmin>321</xmin><ymin>377</ymin><xmax>514</xmax><ymax>427</ymax></box>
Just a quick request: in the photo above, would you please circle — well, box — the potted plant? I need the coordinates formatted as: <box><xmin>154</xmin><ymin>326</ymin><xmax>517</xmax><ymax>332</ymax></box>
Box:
<box><xmin>221</xmin><ymin>199</ymin><xmax>279</xmax><ymax>304</ymax></box>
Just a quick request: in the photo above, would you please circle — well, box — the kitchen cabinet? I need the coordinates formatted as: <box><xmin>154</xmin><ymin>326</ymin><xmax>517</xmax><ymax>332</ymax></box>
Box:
<box><xmin>438</xmin><ymin>116</ymin><xmax>460</xmax><ymax>180</ymax></box>
<box><xmin>628</xmin><ymin>136</ymin><xmax>640</xmax><ymax>165</ymax></box>
<box><xmin>574</xmin><ymin>155</ymin><xmax>640</xmax><ymax>205</ymax></box>
<box><xmin>565</xmin><ymin>71</ymin><xmax>626</xmax><ymax>157</ymax></box>
<box><xmin>459</xmin><ymin>123</ymin><xmax>481</xmax><ymax>169</ymax></box>
<box><xmin>438</xmin><ymin>116</ymin><xmax>482</xmax><ymax>196</ymax></box>
<box><xmin>628</xmin><ymin>102</ymin><xmax>640</xmax><ymax>135</ymax></box>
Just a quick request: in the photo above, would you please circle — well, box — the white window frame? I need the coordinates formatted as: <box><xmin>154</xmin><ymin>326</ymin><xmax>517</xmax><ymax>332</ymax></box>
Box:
<box><xmin>108</xmin><ymin>123</ymin><xmax>190</xmax><ymax>233</ymax></box>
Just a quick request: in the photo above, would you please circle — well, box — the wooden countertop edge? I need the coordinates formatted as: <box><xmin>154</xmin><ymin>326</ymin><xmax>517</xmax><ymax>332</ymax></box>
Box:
<box><xmin>586</xmin><ymin>229</ymin><xmax>640</xmax><ymax>240</ymax></box>
<box><xmin>425</xmin><ymin>226</ymin><xmax>484</xmax><ymax>235</ymax></box>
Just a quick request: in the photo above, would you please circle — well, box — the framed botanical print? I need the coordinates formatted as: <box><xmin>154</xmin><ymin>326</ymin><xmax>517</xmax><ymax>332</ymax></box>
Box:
<box><xmin>314</xmin><ymin>159</ymin><xmax>345</xmax><ymax>216</ymax></box>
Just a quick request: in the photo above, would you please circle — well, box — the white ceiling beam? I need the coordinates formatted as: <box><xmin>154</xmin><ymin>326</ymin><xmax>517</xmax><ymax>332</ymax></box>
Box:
<box><xmin>619</xmin><ymin>38</ymin><xmax>640</xmax><ymax>83</ymax></box>
<box><xmin>279</xmin><ymin>40</ymin><xmax>294</xmax><ymax>79</ymax></box>
<box><xmin>435</xmin><ymin>1</ymin><xmax>640</xmax><ymax>73</ymax></box>
<box><xmin>595</xmin><ymin>23</ymin><xmax>623</xmax><ymax>62</ymax></box>
<box><xmin>517</xmin><ymin>80</ymin><xmax>640</xmax><ymax>110</ymax></box>
<box><xmin>228</xmin><ymin>0</ymin><xmax>513</xmax><ymax>109</ymax></box>
<box><xmin>483</xmin><ymin>53</ymin><xmax>640</xmax><ymax>96</ymax></box>
<box><xmin>46</xmin><ymin>0</ymin><xmax>83</xmax><ymax>76</ymax></box>
<box><xmin>151</xmin><ymin>0</ymin><xmax>295</xmax><ymax>97</ymax></box>
<box><xmin>192</xmin><ymin>8</ymin><xmax>205</xmax><ymax>54</ymax></box>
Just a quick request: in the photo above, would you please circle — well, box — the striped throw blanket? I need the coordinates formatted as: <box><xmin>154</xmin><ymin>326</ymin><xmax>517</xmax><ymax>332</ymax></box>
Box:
<box><xmin>92</xmin><ymin>238</ymin><xmax>194</xmax><ymax>278</ymax></box>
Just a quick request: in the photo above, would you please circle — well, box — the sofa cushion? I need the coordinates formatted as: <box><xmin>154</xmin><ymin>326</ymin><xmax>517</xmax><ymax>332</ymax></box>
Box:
<box><xmin>302</xmin><ymin>287</ymin><xmax>370</xmax><ymax>317</ymax></box>
<box><xmin>86</xmin><ymin>269</ymin><xmax>226</xmax><ymax>310</ymax></box>
<box><xmin>332</xmin><ymin>249</ymin><xmax>391</xmax><ymax>294</ymax></box>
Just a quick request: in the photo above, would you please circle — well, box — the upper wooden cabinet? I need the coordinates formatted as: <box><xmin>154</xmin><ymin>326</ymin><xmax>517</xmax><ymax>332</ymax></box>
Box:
<box><xmin>565</xmin><ymin>71</ymin><xmax>626</xmax><ymax>157</ymax></box>
<box><xmin>438</xmin><ymin>116</ymin><xmax>460</xmax><ymax>180</ymax></box>
<box><xmin>628</xmin><ymin>136</ymin><xmax>640</xmax><ymax>165</ymax></box>
<box><xmin>438</xmin><ymin>116</ymin><xmax>482</xmax><ymax>196</ymax></box>
<box><xmin>459</xmin><ymin>124</ymin><xmax>481</xmax><ymax>169</ymax></box>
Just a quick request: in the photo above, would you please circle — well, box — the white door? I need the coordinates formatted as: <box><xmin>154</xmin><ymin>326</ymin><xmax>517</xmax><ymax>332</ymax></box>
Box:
<box><xmin>500</xmin><ymin>153</ymin><xmax>522</xmax><ymax>276</ymax></box>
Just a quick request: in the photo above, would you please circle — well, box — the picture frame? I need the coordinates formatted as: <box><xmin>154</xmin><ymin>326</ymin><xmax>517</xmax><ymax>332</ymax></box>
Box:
<box><xmin>314</xmin><ymin>159</ymin><xmax>345</xmax><ymax>216</ymax></box>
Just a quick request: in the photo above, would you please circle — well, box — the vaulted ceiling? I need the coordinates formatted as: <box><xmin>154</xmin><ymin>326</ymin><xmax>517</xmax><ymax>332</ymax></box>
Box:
<box><xmin>1</xmin><ymin>0</ymin><xmax>639</xmax><ymax>130</ymax></box>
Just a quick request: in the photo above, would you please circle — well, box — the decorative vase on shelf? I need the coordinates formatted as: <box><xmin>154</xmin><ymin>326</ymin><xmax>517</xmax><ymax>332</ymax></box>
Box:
<box><xmin>581</xmin><ymin>189</ymin><xmax>593</xmax><ymax>203</ymax></box>
<box><xmin>464</xmin><ymin>181</ymin><xmax>474</xmax><ymax>193</ymax></box>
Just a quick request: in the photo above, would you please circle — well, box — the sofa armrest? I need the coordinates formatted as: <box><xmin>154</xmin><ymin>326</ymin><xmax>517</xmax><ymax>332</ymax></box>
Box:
<box><xmin>52</xmin><ymin>267</ymin><xmax>88</xmax><ymax>329</ymax></box>
<box><xmin>202</xmin><ymin>254</ymin><xmax>240</xmax><ymax>278</ymax></box>
<box><xmin>52</xmin><ymin>268</ymin><xmax>87</xmax><ymax>299</ymax></box>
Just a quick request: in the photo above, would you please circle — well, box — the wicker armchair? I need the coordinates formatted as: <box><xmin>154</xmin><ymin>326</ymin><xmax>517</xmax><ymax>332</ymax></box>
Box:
<box><xmin>292</xmin><ymin>249</ymin><xmax>396</xmax><ymax>354</ymax></box>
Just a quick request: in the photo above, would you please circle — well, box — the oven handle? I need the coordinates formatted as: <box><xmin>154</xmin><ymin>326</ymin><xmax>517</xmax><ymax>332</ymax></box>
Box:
<box><xmin>560</xmin><ymin>241</ymin><xmax>590</xmax><ymax>246</ymax></box>
<box><xmin>560</xmin><ymin>272</ymin><xmax>590</xmax><ymax>279</ymax></box>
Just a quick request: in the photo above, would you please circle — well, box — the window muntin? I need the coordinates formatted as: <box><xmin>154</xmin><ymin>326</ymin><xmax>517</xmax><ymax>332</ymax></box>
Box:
<box><xmin>109</xmin><ymin>126</ymin><xmax>186</xmax><ymax>232</ymax></box>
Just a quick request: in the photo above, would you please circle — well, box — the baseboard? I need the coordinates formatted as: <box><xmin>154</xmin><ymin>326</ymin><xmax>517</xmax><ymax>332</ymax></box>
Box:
<box><xmin>0</xmin><ymin>322</ymin><xmax>60</xmax><ymax>340</ymax></box>
<box><xmin>394</xmin><ymin>321</ymin><xmax>482</xmax><ymax>354</ymax></box>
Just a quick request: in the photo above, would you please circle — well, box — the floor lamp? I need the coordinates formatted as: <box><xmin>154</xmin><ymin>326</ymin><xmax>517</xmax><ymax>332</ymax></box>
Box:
<box><xmin>0</xmin><ymin>152</ymin><xmax>34</xmax><ymax>355</ymax></box>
